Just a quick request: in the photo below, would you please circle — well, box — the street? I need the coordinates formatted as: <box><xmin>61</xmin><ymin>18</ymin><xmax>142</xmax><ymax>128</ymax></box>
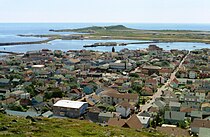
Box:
<box><xmin>140</xmin><ymin>51</ymin><xmax>190</xmax><ymax>112</ymax></box>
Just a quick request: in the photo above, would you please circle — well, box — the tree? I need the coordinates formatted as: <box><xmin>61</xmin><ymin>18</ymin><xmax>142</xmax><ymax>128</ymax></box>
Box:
<box><xmin>10</xmin><ymin>104</ymin><xmax>26</xmax><ymax>112</ymax></box>
<box><xmin>25</xmin><ymin>85</ymin><xmax>35</xmax><ymax>97</ymax></box>
<box><xmin>129</xmin><ymin>73</ymin><xmax>139</xmax><ymax>78</ymax></box>
<box><xmin>136</xmin><ymin>62</ymin><xmax>142</xmax><ymax>67</ymax></box>
<box><xmin>178</xmin><ymin>120</ymin><xmax>187</xmax><ymax>129</ymax></box>
<box><xmin>44</xmin><ymin>88</ymin><xmax>64</xmax><ymax>99</ymax></box>
<box><xmin>106</xmin><ymin>106</ymin><xmax>116</xmax><ymax>112</ymax></box>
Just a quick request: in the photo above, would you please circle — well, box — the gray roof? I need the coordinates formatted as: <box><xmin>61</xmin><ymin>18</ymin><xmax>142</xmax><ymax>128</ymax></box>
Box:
<box><xmin>164</xmin><ymin>111</ymin><xmax>186</xmax><ymax>121</ymax></box>
<box><xmin>42</xmin><ymin>111</ymin><xmax>53</xmax><ymax>118</ymax></box>
<box><xmin>191</xmin><ymin>111</ymin><xmax>203</xmax><ymax>118</ymax></box>
<box><xmin>0</xmin><ymin>78</ymin><xmax>10</xmax><ymax>84</ymax></box>
<box><xmin>199</xmin><ymin>128</ymin><xmax>210</xmax><ymax>137</ymax></box>
<box><xmin>169</xmin><ymin>101</ymin><xmax>181</xmax><ymax>107</ymax></box>
<box><xmin>152</xmin><ymin>100</ymin><xmax>166</xmax><ymax>109</ymax></box>
<box><xmin>5</xmin><ymin>110</ymin><xmax>41</xmax><ymax>117</ymax></box>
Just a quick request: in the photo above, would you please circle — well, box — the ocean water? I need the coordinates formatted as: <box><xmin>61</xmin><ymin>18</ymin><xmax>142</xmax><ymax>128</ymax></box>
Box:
<box><xmin>0</xmin><ymin>23</ymin><xmax>210</xmax><ymax>53</ymax></box>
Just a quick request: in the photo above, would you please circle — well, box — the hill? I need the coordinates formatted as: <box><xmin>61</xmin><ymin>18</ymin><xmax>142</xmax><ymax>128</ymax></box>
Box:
<box><xmin>0</xmin><ymin>113</ymin><xmax>165</xmax><ymax>137</ymax></box>
<box><xmin>50</xmin><ymin>25</ymin><xmax>133</xmax><ymax>33</ymax></box>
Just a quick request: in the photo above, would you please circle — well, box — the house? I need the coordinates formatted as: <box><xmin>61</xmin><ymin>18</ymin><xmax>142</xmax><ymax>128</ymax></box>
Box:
<box><xmin>115</xmin><ymin>101</ymin><xmax>132</xmax><ymax>118</ymax></box>
<box><xmin>191</xmin><ymin>119</ymin><xmax>210</xmax><ymax>134</ymax></box>
<box><xmin>0</xmin><ymin>89</ymin><xmax>10</xmax><ymax>100</ymax></box>
<box><xmin>98</xmin><ymin>112</ymin><xmax>115</xmax><ymax>123</ymax></box>
<box><xmin>125</xmin><ymin>114</ymin><xmax>143</xmax><ymax>129</ymax></box>
<box><xmin>195</xmin><ymin>90</ymin><xmax>206</xmax><ymax>102</ymax></box>
<box><xmin>183</xmin><ymin>94</ymin><xmax>199</xmax><ymax>103</ymax></box>
<box><xmin>141</xmin><ymin>86</ymin><xmax>153</xmax><ymax>96</ymax></box>
<box><xmin>169</xmin><ymin>101</ymin><xmax>181</xmax><ymax>111</ymax></box>
<box><xmin>201</xmin><ymin>103</ymin><xmax>210</xmax><ymax>113</ymax></box>
<box><xmin>87</xmin><ymin>107</ymin><xmax>101</xmax><ymax>123</ymax></box>
<box><xmin>0</xmin><ymin>97</ymin><xmax>16</xmax><ymax>107</ymax></box>
<box><xmin>0</xmin><ymin>78</ymin><xmax>10</xmax><ymax>87</ymax></box>
<box><xmin>137</xmin><ymin>115</ymin><xmax>150</xmax><ymax>128</ymax></box>
<box><xmin>170</xmin><ymin>78</ymin><xmax>179</xmax><ymax>88</ymax></box>
<box><xmin>142</xmin><ymin>65</ymin><xmax>161</xmax><ymax>76</ymax></box>
<box><xmin>83</xmin><ymin>85</ymin><xmax>94</xmax><ymax>95</ymax></box>
<box><xmin>67</xmin><ymin>89</ymin><xmax>83</xmax><ymax>99</ymax></box>
<box><xmin>5</xmin><ymin>110</ymin><xmax>41</xmax><ymax>117</ymax></box>
<box><xmin>145</xmin><ymin>78</ymin><xmax>158</xmax><ymax>88</ymax></box>
<box><xmin>121</xmin><ymin>82</ymin><xmax>131</xmax><ymax>91</ymax></box>
<box><xmin>100</xmin><ymin>91</ymin><xmax>139</xmax><ymax>105</ymax></box>
<box><xmin>11</xmin><ymin>78</ymin><xmax>21</xmax><ymax>85</ymax></box>
<box><xmin>53</xmin><ymin>100</ymin><xmax>88</xmax><ymax>118</ymax></box>
<box><xmin>191</xmin><ymin>111</ymin><xmax>203</xmax><ymax>120</ymax></box>
<box><xmin>159</xmin><ymin>68</ymin><xmax>172</xmax><ymax>77</ymax></box>
<box><xmin>180</xmin><ymin>107</ymin><xmax>198</xmax><ymax>117</ymax></box>
<box><xmin>107</xmin><ymin>118</ymin><xmax>126</xmax><ymax>127</ymax></box>
<box><xmin>161</xmin><ymin>89</ymin><xmax>179</xmax><ymax>104</ymax></box>
<box><xmin>148</xmin><ymin>106</ymin><xmax>159</xmax><ymax>117</ymax></box>
<box><xmin>31</xmin><ymin>95</ymin><xmax>44</xmax><ymax>105</ymax></box>
<box><xmin>199</xmin><ymin>127</ymin><xmax>210</xmax><ymax>137</ymax></box>
<box><xmin>189</xmin><ymin>70</ymin><xmax>197</xmax><ymax>79</ymax></box>
<box><xmin>164</xmin><ymin>111</ymin><xmax>186</xmax><ymax>124</ymax></box>
<box><xmin>151</xmin><ymin>99</ymin><xmax>166</xmax><ymax>111</ymax></box>
<box><xmin>109</xmin><ymin>62</ymin><xmax>132</xmax><ymax>71</ymax></box>
<box><xmin>10</xmin><ymin>90</ymin><xmax>25</xmax><ymax>99</ymax></box>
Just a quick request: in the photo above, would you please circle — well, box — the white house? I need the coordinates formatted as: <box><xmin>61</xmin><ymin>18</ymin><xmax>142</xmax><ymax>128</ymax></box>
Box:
<box><xmin>115</xmin><ymin>101</ymin><xmax>132</xmax><ymax>118</ymax></box>
<box><xmin>137</xmin><ymin>115</ymin><xmax>150</xmax><ymax>128</ymax></box>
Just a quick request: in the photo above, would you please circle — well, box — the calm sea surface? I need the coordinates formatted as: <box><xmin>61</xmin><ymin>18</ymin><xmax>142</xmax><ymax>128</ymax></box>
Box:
<box><xmin>0</xmin><ymin>23</ymin><xmax>210</xmax><ymax>53</ymax></box>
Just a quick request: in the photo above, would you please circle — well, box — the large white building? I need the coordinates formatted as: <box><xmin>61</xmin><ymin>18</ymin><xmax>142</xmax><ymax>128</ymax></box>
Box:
<box><xmin>53</xmin><ymin>100</ymin><xmax>88</xmax><ymax>118</ymax></box>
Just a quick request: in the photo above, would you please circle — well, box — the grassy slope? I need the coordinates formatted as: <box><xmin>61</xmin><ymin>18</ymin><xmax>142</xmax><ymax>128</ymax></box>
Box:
<box><xmin>0</xmin><ymin>114</ymin><xmax>165</xmax><ymax>137</ymax></box>
<box><xmin>54</xmin><ymin>25</ymin><xmax>210</xmax><ymax>43</ymax></box>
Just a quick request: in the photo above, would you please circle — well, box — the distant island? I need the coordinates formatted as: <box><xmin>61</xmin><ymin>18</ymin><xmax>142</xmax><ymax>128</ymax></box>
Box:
<box><xmin>50</xmin><ymin>25</ymin><xmax>210</xmax><ymax>44</ymax></box>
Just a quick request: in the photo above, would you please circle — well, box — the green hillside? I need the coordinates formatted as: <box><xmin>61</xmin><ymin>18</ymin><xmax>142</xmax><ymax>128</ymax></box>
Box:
<box><xmin>0</xmin><ymin>113</ymin><xmax>165</xmax><ymax>137</ymax></box>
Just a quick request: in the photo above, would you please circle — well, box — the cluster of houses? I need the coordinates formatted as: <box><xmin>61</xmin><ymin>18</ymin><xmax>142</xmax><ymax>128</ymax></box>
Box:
<box><xmin>1</xmin><ymin>45</ymin><xmax>210</xmax><ymax>136</ymax></box>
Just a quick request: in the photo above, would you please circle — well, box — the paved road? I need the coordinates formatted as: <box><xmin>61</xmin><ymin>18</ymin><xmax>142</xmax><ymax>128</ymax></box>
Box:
<box><xmin>140</xmin><ymin>51</ymin><xmax>190</xmax><ymax>112</ymax></box>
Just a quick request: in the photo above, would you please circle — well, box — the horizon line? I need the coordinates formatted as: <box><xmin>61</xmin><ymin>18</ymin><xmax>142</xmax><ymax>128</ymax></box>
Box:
<box><xmin>0</xmin><ymin>22</ymin><xmax>210</xmax><ymax>24</ymax></box>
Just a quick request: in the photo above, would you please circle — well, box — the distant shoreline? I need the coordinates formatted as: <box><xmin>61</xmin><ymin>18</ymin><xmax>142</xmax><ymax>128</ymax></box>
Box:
<box><xmin>0</xmin><ymin>38</ymin><xmax>55</xmax><ymax>46</ymax></box>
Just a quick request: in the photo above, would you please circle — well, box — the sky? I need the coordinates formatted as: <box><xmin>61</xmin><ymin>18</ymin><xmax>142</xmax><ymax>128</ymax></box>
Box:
<box><xmin>0</xmin><ymin>0</ymin><xmax>210</xmax><ymax>23</ymax></box>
